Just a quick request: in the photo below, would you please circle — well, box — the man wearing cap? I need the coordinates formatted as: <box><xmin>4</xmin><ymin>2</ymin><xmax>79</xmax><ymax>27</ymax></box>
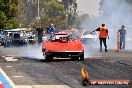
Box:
<box><xmin>118</xmin><ymin>25</ymin><xmax>127</xmax><ymax>50</ymax></box>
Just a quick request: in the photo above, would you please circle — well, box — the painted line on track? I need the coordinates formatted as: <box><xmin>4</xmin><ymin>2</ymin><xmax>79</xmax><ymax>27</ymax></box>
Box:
<box><xmin>0</xmin><ymin>68</ymin><xmax>71</xmax><ymax>88</ymax></box>
<box><xmin>0</xmin><ymin>68</ymin><xmax>15</xmax><ymax>88</ymax></box>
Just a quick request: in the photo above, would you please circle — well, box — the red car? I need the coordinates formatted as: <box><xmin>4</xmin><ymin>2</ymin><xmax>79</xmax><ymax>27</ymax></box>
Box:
<box><xmin>42</xmin><ymin>32</ymin><xmax>84</xmax><ymax>61</ymax></box>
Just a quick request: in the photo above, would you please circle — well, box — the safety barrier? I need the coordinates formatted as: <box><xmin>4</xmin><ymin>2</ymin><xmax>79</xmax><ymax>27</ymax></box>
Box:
<box><xmin>116</xmin><ymin>32</ymin><xmax>120</xmax><ymax>52</ymax></box>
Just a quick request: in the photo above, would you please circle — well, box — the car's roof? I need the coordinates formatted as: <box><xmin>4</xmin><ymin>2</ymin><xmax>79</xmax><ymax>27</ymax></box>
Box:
<box><xmin>13</xmin><ymin>28</ymin><xmax>28</xmax><ymax>31</ymax></box>
<box><xmin>3</xmin><ymin>29</ymin><xmax>20</xmax><ymax>32</ymax></box>
<box><xmin>3</xmin><ymin>28</ymin><xmax>28</xmax><ymax>32</ymax></box>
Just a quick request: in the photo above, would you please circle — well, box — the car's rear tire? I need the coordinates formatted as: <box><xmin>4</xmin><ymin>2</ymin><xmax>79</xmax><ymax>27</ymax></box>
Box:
<box><xmin>71</xmin><ymin>56</ymin><xmax>79</xmax><ymax>61</ymax></box>
<box><xmin>45</xmin><ymin>55</ymin><xmax>53</xmax><ymax>61</ymax></box>
<box><xmin>79</xmin><ymin>52</ymin><xmax>84</xmax><ymax>61</ymax></box>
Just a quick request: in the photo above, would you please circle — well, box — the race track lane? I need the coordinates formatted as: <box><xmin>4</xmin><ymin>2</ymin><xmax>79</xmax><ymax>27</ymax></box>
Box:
<box><xmin>0</xmin><ymin>51</ymin><xmax>132</xmax><ymax>88</ymax></box>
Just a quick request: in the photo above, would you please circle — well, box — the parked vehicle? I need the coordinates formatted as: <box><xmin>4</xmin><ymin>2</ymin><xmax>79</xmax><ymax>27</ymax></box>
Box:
<box><xmin>81</xmin><ymin>30</ymin><xmax>98</xmax><ymax>44</ymax></box>
<box><xmin>0</xmin><ymin>29</ymin><xmax>27</xmax><ymax>47</ymax></box>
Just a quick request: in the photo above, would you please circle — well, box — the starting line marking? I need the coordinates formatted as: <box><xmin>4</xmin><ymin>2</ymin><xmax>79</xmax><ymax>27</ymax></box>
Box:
<box><xmin>3</xmin><ymin>56</ymin><xmax>18</xmax><ymax>62</ymax></box>
<box><xmin>0</xmin><ymin>68</ymin><xmax>15</xmax><ymax>88</ymax></box>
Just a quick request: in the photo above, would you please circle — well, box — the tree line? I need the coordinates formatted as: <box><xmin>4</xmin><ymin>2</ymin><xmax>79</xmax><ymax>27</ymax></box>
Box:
<box><xmin>0</xmin><ymin>0</ymin><xmax>79</xmax><ymax>30</ymax></box>
<box><xmin>0</xmin><ymin>0</ymin><xmax>19</xmax><ymax>30</ymax></box>
<box><xmin>19</xmin><ymin>0</ymin><xmax>79</xmax><ymax>30</ymax></box>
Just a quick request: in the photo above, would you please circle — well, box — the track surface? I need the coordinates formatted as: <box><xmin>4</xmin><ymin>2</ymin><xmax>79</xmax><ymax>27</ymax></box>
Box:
<box><xmin>0</xmin><ymin>44</ymin><xmax>132</xmax><ymax>88</ymax></box>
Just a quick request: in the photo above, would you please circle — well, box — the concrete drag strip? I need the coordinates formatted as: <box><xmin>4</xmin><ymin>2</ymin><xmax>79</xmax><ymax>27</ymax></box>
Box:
<box><xmin>0</xmin><ymin>67</ymin><xmax>71</xmax><ymax>88</ymax></box>
<box><xmin>15</xmin><ymin>85</ymin><xmax>70</xmax><ymax>88</ymax></box>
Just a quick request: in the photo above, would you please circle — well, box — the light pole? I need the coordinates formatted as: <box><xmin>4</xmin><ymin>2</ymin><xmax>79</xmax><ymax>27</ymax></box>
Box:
<box><xmin>38</xmin><ymin>0</ymin><xmax>40</xmax><ymax>19</ymax></box>
<box><xmin>36</xmin><ymin>0</ymin><xmax>40</xmax><ymax>27</ymax></box>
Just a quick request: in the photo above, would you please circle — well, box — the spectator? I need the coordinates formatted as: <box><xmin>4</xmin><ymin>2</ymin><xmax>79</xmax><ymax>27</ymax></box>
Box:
<box><xmin>118</xmin><ymin>25</ymin><xmax>127</xmax><ymax>50</ymax></box>
<box><xmin>36</xmin><ymin>27</ymin><xmax>44</xmax><ymax>44</ymax></box>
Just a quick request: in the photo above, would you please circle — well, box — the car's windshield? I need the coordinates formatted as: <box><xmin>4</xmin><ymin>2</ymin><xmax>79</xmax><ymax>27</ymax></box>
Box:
<box><xmin>50</xmin><ymin>34</ymin><xmax>68</xmax><ymax>42</ymax></box>
<box><xmin>50</xmin><ymin>33</ymin><xmax>79</xmax><ymax>42</ymax></box>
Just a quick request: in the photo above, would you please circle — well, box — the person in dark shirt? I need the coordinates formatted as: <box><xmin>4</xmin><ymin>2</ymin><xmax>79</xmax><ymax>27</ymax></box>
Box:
<box><xmin>36</xmin><ymin>27</ymin><xmax>43</xmax><ymax>44</ymax></box>
<box><xmin>91</xmin><ymin>24</ymin><xmax>109</xmax><ymax>52</ymax></box>
<box><xmin>46</xmin><ymin>26</ymin><xmax>50</xmax><ymax>34</ymax></box>
<box><xmin>118</xmin><ymin>25</ymin><xmax>127</xmax><ymax>50</ymax></box>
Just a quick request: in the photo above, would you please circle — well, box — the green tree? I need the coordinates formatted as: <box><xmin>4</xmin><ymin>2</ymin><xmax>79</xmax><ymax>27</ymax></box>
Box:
<box><xmin>62</xmin><ymin>0</ymin><xmax>74</xmax><ymax>10</ymax></box>
<box><xmin>63</xmin><ymin>0</ymin><xmax>78</xmax><ymax>28</ymax></box>
<box><xmin>23</xmin><ymin>0</ymin><xmax>75</xmax><ymax>30</ymax></box>
<box><xmin>42</xmin><ymin>0</ymin><xmax>67</xmax><ymax>29</ymax></box>
<box><xmin>0</xmin><ymin>11</ymin><xmax>7</xmax><ymax>29</ymax></box>
<box><xmin>0</xmin><ymin>0</ymin><xmax>19</xmax><ymax>29</ymax></box>
<box><xmin>46</xmin><ymin>0</ymin><xmax>66</xmax><ymax>18</ymax></box>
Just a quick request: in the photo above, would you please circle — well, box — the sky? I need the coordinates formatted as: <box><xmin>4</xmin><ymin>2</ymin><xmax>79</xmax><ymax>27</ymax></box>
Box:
<box><xmin>76</xmin><ymin>0</ymin><xmax>101</xmax><ymax>16</ymax></box>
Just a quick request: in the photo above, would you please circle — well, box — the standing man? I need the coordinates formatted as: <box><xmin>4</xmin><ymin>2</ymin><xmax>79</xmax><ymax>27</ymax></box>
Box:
<box><xmin>36</xmin><ymin>27</ymin><xmax>44</xmax><ymax>44</ymax></box>
<box><xmin>47</xmin><ymin>24</ymin><xmax>57</xmax><ymax>39</ymax></box>
<box><xmin>91</xmin><ymin>24</ymin><xmax>109</xmax><ymax>52</ymax></box>
<box><xmin>48</xmin><ymin>24</ymin><xmax>56</xmax><ymax>34</ymax></box>
<box><xmin>118</xmin><ymin>25</ymin><xmax>127</xmax><ymax>50</ymax></box>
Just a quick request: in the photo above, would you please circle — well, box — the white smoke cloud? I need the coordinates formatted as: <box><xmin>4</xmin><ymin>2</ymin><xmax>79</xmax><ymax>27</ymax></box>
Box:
<box><xmin>99</xmin><ymin>0</ymin><xmax>132</xmax><ymax>50</ymax></box>
<box><xmin>76</xmin><ymin>0</ymin><xmax>101</xmax><ymax>16</ymax></box>
<box><xmin>2</xmin><ymin>45</ymin><xmax>44</xmax><ymax>59</ymax></box>
<box><xmin>78</xmin><ymin>0</ymin><xmax>132</xmax><ymax>51</ymax></box>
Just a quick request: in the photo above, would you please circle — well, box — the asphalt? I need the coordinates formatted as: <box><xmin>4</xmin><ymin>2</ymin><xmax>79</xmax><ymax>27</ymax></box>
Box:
<box><xmin>0</xmin><ymin>44</ymin><xmax>132</xmax><ymax>88</ymax></box>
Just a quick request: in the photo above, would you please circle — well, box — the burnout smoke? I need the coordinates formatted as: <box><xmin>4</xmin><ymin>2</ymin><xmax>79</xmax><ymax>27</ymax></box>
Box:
<box><xmin>1</xmin><ymin>45</ymin><xmax>44</xmax><ymax>59</ymax></box>
<box><xmin>79</xmin><ymin>0</ymin><xmax>132</xmax><ymax>53</ymax></box>
<box><xmin>99</xmin><ymin>0</ymin><xmax>132</xmax><ymax>50</ymax></box>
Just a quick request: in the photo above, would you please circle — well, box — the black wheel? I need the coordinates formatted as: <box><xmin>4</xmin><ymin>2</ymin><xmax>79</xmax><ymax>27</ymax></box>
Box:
<box><xmin>71</xmin><ymin>56</ymin><xmax>79</xmax><ymax>61</ymax></box>
<box><xmin>79</xmin><ymin>52</ymin><xmax>84</xmax><ymax>61</ymax></box>
<box><xmin>45</xmin><ymin>55</ymin><xmax>53</xmax><ymax>61</ymax></box>
<box><xmin>1</xmin><ymin>42</ymin><xmax>4</xmax><ymax>46</ymax></box>
<box><xmin>3</xmin><ymin>42</ymin><xmax>7</xmax><ymax>47</ymax></box>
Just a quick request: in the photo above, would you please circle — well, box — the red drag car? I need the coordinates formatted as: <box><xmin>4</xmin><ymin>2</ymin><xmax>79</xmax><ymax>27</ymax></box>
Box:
<box><xmin>42</xmin><ymin>32</ymin><xmax>84</xmax><ymax>61</ymax></box>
